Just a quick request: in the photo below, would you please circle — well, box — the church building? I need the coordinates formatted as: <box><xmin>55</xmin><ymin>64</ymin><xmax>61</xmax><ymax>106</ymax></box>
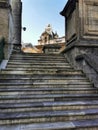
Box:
<box><xmin>38</xmin><ymin>24</ymin><xmax>59</xmax><ymax>45</ymax></box>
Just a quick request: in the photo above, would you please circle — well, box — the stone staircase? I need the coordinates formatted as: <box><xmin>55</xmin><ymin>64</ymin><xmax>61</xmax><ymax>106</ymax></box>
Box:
<box><xmin>0</xmin><ymin>46</ymin><xmax>98</xmax><ymax>129</ymax></box>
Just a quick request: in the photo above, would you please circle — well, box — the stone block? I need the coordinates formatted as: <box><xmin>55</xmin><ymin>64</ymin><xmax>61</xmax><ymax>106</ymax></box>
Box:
<box><xmin>43</xmin><ymin>44</ymin><xmax>61</xmax><ymax>54</ymax></box>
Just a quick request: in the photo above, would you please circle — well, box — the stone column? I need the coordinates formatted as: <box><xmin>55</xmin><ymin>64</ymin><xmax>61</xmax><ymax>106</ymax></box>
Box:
<box><xmin>60</xmin><ymin>0</ymin><xmax>98</xmax><ymax>87</ymax></box>
<box><xmin>0</xmin><ymin>0</ymin><xmax>9</xmax><ymax>60</ymax></box>
<box><xmin>0</xmin><ymin>0</ymin><xmax>9</xmax><ymax>42</ymax></box>
<box><xmin>60</xmin><ymin>0</ymin><xmax>98</xmax><ymax>68</ymax></box>
<box><xmin>11</xmin><ymin>0</ymin><xmax>22</xmax><ymax>45</ymax></box>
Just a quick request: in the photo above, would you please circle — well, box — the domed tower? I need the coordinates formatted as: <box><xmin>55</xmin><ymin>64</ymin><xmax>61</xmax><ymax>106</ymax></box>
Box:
<box><xmin>45</xmin><ymin>24</ymin><xmax>53</xmax><ymax>35</ymax></box>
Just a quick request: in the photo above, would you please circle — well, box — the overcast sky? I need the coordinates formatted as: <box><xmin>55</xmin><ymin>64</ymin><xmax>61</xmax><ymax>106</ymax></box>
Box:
<box><xmin>21</xmin><ymin>0</ymin><xmax>68</xmax><ymax>45</ymax></box>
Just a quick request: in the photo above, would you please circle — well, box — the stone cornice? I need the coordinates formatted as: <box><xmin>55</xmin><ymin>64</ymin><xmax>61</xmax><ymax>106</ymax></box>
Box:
<box><xmin>60</xmin><ymin>0</ymin><xmax>77</xmax><ymax>17</ymax></box>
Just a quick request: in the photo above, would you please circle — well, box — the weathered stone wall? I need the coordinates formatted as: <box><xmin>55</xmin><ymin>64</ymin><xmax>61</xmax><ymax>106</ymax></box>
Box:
<box><xmin>0</xmin><ymin>1</ymin><xmax>9</xmax><ymax>60</ymax></box>
<box><xmin>0</xmin><ymin>0</ymin><xmax>22</xmax><ymax>61</ymax></box>
<box><xmin>0</xmin><ymin>1</ymin><xmax>9</xmax><ymax>42</ymax></box>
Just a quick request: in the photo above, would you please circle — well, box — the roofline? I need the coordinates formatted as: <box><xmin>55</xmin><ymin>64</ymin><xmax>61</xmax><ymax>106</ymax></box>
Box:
<box><xmin>60</xmin><ymin>0</ymin><xmax>77</xmax><ymax>17</ymax></box>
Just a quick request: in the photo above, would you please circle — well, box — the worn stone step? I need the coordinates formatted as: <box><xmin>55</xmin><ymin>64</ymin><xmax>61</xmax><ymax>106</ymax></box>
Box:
<box><xmin>9</xmin><ymin>58</ymin><xmax>66</xmax><ymax>61</ymax></box>
<box><xmin>0</xmin><ymin>70</ymin><xmax>83</xmax><ymax>74</ymax></box>
<box><xmin>0</xmin><ymin>87</ymin><xmax>95</xmax><ymax>91</ymax></box>
<box><xmin>6</xmin><ymin>66</ymin><xmax>73</xmax><ymax>70</ymax></box>
<box><xmin>9</xmin><ymin>57</ymin><xmax>65</xmax><ymax>60</ymax></box>
<box><xmin>8</xmin><ymin>61</ymin><xmax>69</xmax><ymax>64</ymax></box>
<box><xmin>7</xmin><ymin>63</ymin><xmax>70</xmax><ymax>68</ymax></box>
<box><xmin>0</xmin><ymin>108</ymin><xmax>98</xmax><ymax>125</ymax></box>
<box><xmin>0</xmin><ymin>73</ymin><xmax>86</xmax><ymax>79</ymax></box>
<box><xmin>0</xmin><ymin>94</ymin><xmax>98</xmax><ymax>103</ymax></box>
<box><xmin>0</xmin><ymin>74</ymin><xmax>87</xmax><ymax>80</ymax></box>
<box><xmin>11</xmin><ymin>53</ymin><xmax>63</xmax><ymax>57</ymax></box>
<box><xmin>0</xmin><ymin>84</ymin><xmax>93</xmax><ymax>89</ymax></box>
<box><xmin>0</xmin><ymin>80</ymin><xmax>91</xmax><ymax>85</ymax></box>
<box><xmin>0</xmin><ymin>87</ymin><xmax>97</xmax><ymax>95</ymax></box>
<box><xmin>9</xmin><ymin>58</ymin><xmax>67</xmax><ymax>61</ymax></box>
<box><xmin>7</xmin><ymin>62</ymin><xmax>70</xmax><ymax>67</ymax></box>
<box><xmin>2</xmin><ymin>68</ymin><xmax>74</xmax><ymax>72</ymax></box>
<box><xmin>11</xmin><ymin>52</ymin><xmax>63</xmax><ymax>55</ymax></box>
<box><xmin>0</xmin><ymin>78</ymin><xmax>90</xmax><ymax>83</ymax></box>
<box><xmin>7</xmin><ymin>65</ymin><xmax>71</xmax><ymax>68</ymax></box>
<box><xmin>7</xmin><ymin>60</ymin><xmax>70</xmax><ymax>66</ymax></box>
<box><xmin>1</xmin><ymin>100</ymin><xmax>98</xmax><ymax>113</ymax></box>
<box><xmin>8</xmin><ymin>61</ymin><xmax>67</xmax><ymax>64</ymax></box>
<box><xmin>1</xmin><ymin>119</ymin><xmax>98</xmax><ymax>130</ymax></box>
<box><xmin>10</xmin><ymin>54</ymin><xmax>64</xmax><ymax>57</ymax></box>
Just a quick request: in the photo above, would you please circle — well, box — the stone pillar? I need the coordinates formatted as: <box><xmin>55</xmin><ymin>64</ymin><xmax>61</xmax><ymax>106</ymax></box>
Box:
<box><xmin>60</xmin><ymin>0</ymin><xmax>98</xmax><ymax>68</ymax></box>
<box><xmin>11</xmin><ymin>0</ymin><xmax>22</xmax><ymax>45</ymax></box>
<box><xmin>61</xmin><ymin>0</ymin><xmax>98</xmax><ymax>87</ymax></box>
<box><xmin>0</xmin><ymin>0</ymin><xmax>9</xmax><ymax>42</ymax></box>
<box><xmin>0</xmin><ymin>0</ymin><xmax>9</xmax><ymax>60</ymax></box>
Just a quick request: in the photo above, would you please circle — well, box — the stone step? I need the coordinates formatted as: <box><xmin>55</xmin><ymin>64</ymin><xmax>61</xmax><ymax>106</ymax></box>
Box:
<box><xmin>7</xmin><ymin>64</ymin><xmax>71</xmax><ymax>68</ymax></box>
<box><xmin>6</xmin><ymin>66</ymin><xmax>73</xmax><ymax>70</ymax></box>
<box><xmin>0</xmin><ymin>74</ymin><xmax>87</xmax><ymax>80</ymax></box>
<box><xmin>8</xmin><ymin>61</ymin><xmax>68</xmax><ymax>64</ymax></box>
<box><xmin>1</xmin><ymin>119</ymin><xmax>97</xmax><ymax>130</ymax></box>
<box><xmin>0</xmin><ymin>108</ymin><xmax>98</xmax><ymax>125</ymax></box>
<box><xmin>0</xmin><ymin>84</ymin><xmax>93</xmax><ymax>89</ymax></box>
<box><xmin>0</xmin><ymin>87</ymin><xmax>97</xmax><ymax>95</ymax></box>
<box><xmin>8</xmin><ymin>57</ymin><xmax>67</xmax><ymax>61</ymax></box>
<box><xmin>9</xmin><ymin>56</ymin><xmax>65</xmax><ymax>60</ymax></box>
<box><xmin>9</xmin><ymin>58</ymin><xmax>67</xmax><ymax>61</ymax></box>
<box><xmin>0</xmin><ymin>78</ymin><xmax>89</xmax><ymax>83</ymax></box>
<box><xmin>0</xmin><ymin>94</ymin><xmax>98</xmax><ymax>103</ymax></box>
<box><xmin>7</xmin><ymin>62</ymin><xmax>70</xmax><ymax>66</ymax></box>
<box><xmin>0</xmin><ymin>87</ymin><xmax>95</xmax><ymax>91</ymax></box>
<box><xmin>10</xmin><ymin>54</ymin><xmax>64</xmax><ymax>57</ymax></box>
<box><xmin>0</xmin><ymin>80</ymin><xmax>91</xmax><ymax>85</ymax></box>
<box><xmin>0</xmin><ymin>69</ymin><xmax>83</xmax><ymax>74</ymax></box>
<box><xmin>8</xmin><ymin>61</ymin><xmax>68</xmax><ymax>65</ymax></box>
<box><xmin>7</xmin><ymin>63</ymin><xmax>70</xmax><ymax>66</ymax></box>
<box><xmin>0</xmin><ymin>100</ymin><xmax>98</xmax><ymax>113</ymax></box>
<box><xmin>11</xmin><ymin>53</ymin><xmax>63</xmax><ymax>57</ymax></box>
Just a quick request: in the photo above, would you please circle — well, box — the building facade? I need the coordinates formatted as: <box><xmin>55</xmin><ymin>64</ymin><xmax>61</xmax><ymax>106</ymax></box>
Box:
<box><xmin>38</xmin><ymin>24</ymin><xmax>65</xmax><ymax>45</ymax></box>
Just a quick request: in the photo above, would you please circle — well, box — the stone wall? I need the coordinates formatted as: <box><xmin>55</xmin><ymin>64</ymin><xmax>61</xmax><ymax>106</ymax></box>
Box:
<box><xmin>0</xmin><ymin>1</ymin><xmax>9</xmax><ymax>42</ymax></box>
<box><xmin>0</xmin><ymin>0</ymin><xmax>22</xmax><ymax>61</ymax></box>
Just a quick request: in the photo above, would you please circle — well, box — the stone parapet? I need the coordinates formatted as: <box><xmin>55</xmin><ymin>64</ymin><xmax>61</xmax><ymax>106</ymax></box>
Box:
<box><xmin>43</xmin><ymin>44</ymin><xmax>61</xmax><ymax>54</ymax></box>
